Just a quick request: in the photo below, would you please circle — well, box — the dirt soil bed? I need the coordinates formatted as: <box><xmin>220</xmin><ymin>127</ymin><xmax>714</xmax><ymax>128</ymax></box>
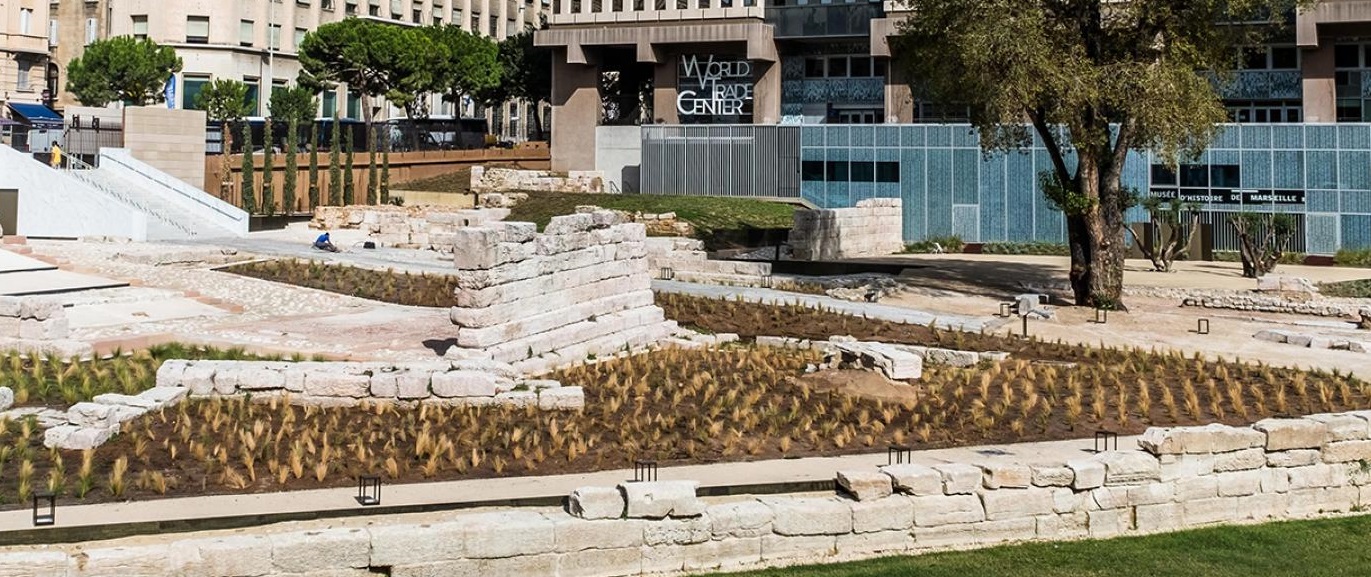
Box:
<box><xmin>222</xmin><ymin>259</ymin><xmax>458</xmax><ymax>308</ymax></box>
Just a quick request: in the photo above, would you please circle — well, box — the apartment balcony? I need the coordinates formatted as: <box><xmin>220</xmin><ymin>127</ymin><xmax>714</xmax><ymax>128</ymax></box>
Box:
<box><xmin>0</xmin><ymin>32</ymin><xmax>49</xmax><ymax>56</ymax></box>
<box><xmin>549</xmin><ymin>0</ymin><xmax>763</xmax><ymax>25</ymax></box>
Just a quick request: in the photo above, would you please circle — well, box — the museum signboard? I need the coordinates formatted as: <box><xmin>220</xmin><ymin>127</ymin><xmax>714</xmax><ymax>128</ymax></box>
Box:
<box><xmin>677</xmin><ymin>54</ymin><xmax>754</xmax><ymax>123</ymax></box>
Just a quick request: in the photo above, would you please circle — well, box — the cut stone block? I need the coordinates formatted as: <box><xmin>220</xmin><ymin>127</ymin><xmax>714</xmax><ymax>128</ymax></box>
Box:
<box><xmin>837</xmin><ymin>470</ymin><xmax>893</xmax><ymax>501</ymax></box>
<box><xmin>880</xmin><ymin>464</ymin><xmax>943</xmax><ymax>496</ymax></box>
<box><xmin>1255</xmin><ymin>418</ymin><xmax>1328</xmax><ymax>451</ymax></box>
<box><xmin>620</xmin><ymin>481</ymin><xmax>704</xmax><ymax>519</ymax></box>
<box><xmin>569</xmin><ymin>486</ymin><xmax>625</xmax><ymax>520</ymax></box>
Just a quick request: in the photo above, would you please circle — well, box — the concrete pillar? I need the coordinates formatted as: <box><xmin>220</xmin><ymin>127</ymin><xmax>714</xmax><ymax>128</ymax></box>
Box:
<box><xmin>550</xmin><ymin>51</ymin><xmax>600</xmax><ymax>172</ymax></box>
<box><xmin>1303</xmin><ymin>44</ymin><xmax>1336</xmax><ymax>123</ymax></box>
<box><xmin>753</xmin><ymin>60</ymin><xmax>781</xmax><ymax>125</ymax></box>
<box><xmin>652</xmin><ymin>55</ymin><xmax>679</xmax><ymax>124</ymax></box>
<box><xmin>884</xmin><ymin>62</ymin><xmax>914</xmax><ymax>123</ymax></box>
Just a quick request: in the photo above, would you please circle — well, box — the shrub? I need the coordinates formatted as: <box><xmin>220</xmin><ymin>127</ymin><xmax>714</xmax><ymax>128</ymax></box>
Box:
<box><xmin>1214</xmin><ymin>250</ymin><xmax>1304</xmax><ymax>265</ymax></box>
<box><xmin>982</xmin><ymin>241</ymin><xmax>1070</xmax><ymax>256</ymax></box>
<box><xmin>905</xmin><ymin>235</ymin><xmax>964</xmax><ymax>254</ymax></box>
<box><xmin>1334</xmin><ymin>248</ymin><xmax>1371</xmax><ymax>269</ymax></box>
<box><xmin>1320</xmin><ymin>279</ymin><xmax>1371</xmax><ymax>298</ymax></box>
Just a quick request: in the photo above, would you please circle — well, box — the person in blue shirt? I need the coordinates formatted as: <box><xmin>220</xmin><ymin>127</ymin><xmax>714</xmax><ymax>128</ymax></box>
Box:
<box><xmin>313</xmin><ymin>232</ymin><xmax>339</xmax><ymax>252</ymax></box>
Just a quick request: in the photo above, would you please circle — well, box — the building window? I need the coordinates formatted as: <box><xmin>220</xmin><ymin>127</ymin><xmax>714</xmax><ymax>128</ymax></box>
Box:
<box><xmin>186</xmin><ymin>16</ymin><xmax>210</xmax><ymax>44</ymax></box>
<box><xmin>240</xmin><ymin>20</ymin><xmax>255</xmax><ymax>47</ymax></box>
<box><xmin>391</xmin><ymin>0</ymin><xmax>403</xmax><ymax>16</ymax></box>
<box><xmin>488</xmin><ymin>15</ymin><xmax>497</xmax><ymax>36</ymax></box>
<box><xmin>49</xmin><ymin>20</ymin><xmax>58</xmax><ymax>47</ymax></box>
<box><xmin>346</xmin><ymin>92</ymin><xmax>361</xmax><ymax>119</ymax></box>
<box><xmin>19</xmin><ymin>8</ymin><xmax>32</xmax><ymax>35</ymax></box>
<box><xmin>16</xmin><ymin>62</ymin><xmax>31</xmax><ymax>91</ymax></box>
<box><xmin>1225</xmin><ymin>99</ymin><xmax>1302</xmax><ymax>123</ymax></box>
<box><xmin>324</xmin><ymin>0</ymin><xmax>337</xmax><ymax>10</ymax></box>
<box><xmin>294</xmin><ymin>28</ymin><xmax>307</xmax><ymax>51</ymax></box>
<box><xmin>346</xmin><ymin>1</ymin><xmax>358</xmax><ymax>14</ymax></box>
<box><xmin>875</xmin><ymin>162</ymin><xmax>899</xmax><ymax>183</ymax></box>
<box><xmin>453</xmin><ymin>7</ymin><xmax>464</xmax><ymax>24</ymax></box>
<box><xmin>369</xmin><ymin>4</ymin><xmax>380</xmax><ymax>16</ymax></box>
<box><xmin>1241</xmin><ymin>45</ymin><xmax>1300</xmax><ymax>70</ymax></box>
<box><xmin>1335</xmin><ymin>44</ymin><xmax>1361</xmax><ymax>69</ymax></box>
<box><xmin>269</xmin><ymin>24</ymin><xmax>282</xmax><ymax>50</ymax></box>
<box><xmin>131</xmin><ymin>15</ymin><xmax>149</xmax><ymax>40</ymax></box>
<box><xmin>413</xmin><ymin>8</ymin><xmax>423</xmax><ymax>22</ymax></box>
<box><xmin>322</xmin><ymin>90</ymin><xmax>338</xmax><ymax>118</ymax></box>
<box><xmin>85</xmin><ymin>18</ymin><xmax>97</xmax><ymax>44</ymax></box>
<box><xmin>183</xmin><ymin>75</ymin><xmax>210</xmax><ymax>109</ymax></box>
<box><xmin>244</xmin><ymin>77</ymin><xmax>261</xmax><ymax>115</ymax></box>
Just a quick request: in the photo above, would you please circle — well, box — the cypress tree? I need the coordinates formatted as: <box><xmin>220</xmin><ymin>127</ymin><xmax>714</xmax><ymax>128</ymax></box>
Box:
<box><xmin>366</xmin><ymin>124</ymin><xmax>378</xmax><ymax>205</ymax></box>
<box><xmin>307</xmin><ymin>120</ymin><xmax>320</xmax><ymax>210</ymax></box>
<box><xmin>240</xmin><ymin>121</ymin><xmax>256</xmax><ymax>214</ymax></box>
<box><xmin>284</xmin><ymin>118</ymin><xmax>299</xmax><ymax>215</ymax></box>
<box><xmin>343</xmin><ymin>126</ymin><xmax>355</xmax><ymax>206</ymax></box>
<box><xmin>381</xmin><ymin>130</ymin><xmax>391</xmax><ymax>205</ymax></box>
<box><xmin>261</xmin><ymin>119</ymin><xmax>276</xmax><ymax>216</ymax></box>
<box><xmin>328</xmin><ymin>118</ymin><xmax>342</xmax><ymax>206</ymax></box>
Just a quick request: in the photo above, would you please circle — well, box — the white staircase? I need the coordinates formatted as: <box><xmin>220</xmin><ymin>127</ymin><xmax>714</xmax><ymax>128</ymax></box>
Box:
<box><xmin>60</xmin><ymin>150</ymin><xmax>248</xmax><ymax>241</ymax></box>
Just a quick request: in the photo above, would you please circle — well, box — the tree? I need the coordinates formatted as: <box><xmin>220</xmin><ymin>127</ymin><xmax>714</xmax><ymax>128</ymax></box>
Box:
<box><xmin>381</xmin><ymin>132</ymin><xmax>392</xmax><ymax>205</ymax></box>
<box><xmin>482</xmin><ymin>26</ymin><xmax>552</xmax><ymax>139</ymax></box>
<box><xmin>1230</xmin><ymin>212</ymin><xmax>1297</xmax><ymax>278</ymax></box>
<box><xmin>270</xmin><ymin>85</ymin><xmax>318</xmax><ymax>215</ymax></box>
<box><xmin>1126</xmin><ymin>197</ymin><xmax>1202</xmax><ymax>273</ymax></box>
<box><xmin>329</xmin><ymin>118</ymin><xmax>342</xmax><ymax>206</ymax></box>
<box><xmin>65</xmin><ymin>36</ymin><xmax>182</xmax><ymax>106</ymax></box>
<box><xmin>196</xmin><ymin>79</ymin><xmax>254</xmax><ymax>196</ymax></box>
<box><xmin>240</xmin><ymin>122</ymin><xmax>256</xmax><ymax>215</ymax></box>
<box><xmin>892</xmin><ymin>0</ymin><xmax>1308</xmax><ymax>308</ymax></box>
<box><xmin>261</xmin><ymin>119</ymin><xmax>276</xmax><ymax>216</ymax></box>
<box><xmin>308</xmin><ymin>121</ymin><xmax>321</xmax><ymax>211</ymax></box>
<box><xmin>343</xmin><ymin>128</ymin><xmax>355</xmax><ymax>206</ymax></box>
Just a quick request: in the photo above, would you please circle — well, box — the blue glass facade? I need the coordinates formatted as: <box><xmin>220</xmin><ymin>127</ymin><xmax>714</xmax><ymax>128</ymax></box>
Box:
<box><xmin>799</xmin><ymin>123</ymin><xmax>1371</xmax><ymax>253</ymax></box>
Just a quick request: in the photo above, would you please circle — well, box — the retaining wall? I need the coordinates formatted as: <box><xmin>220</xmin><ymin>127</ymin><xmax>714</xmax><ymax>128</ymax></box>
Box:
<box><xmin>646</xmin><ymin>237</ymin><xmax>771</xmax><ymax>287</ymax></box>
<box><xmin>0</xmin><ymin>296</ymin><xmax>93</xmax><ymax>360</ymax></box>
<box><xmin>471</xmin><ymin>166</ymin><xmax>605</xmax><ymax>194</ymax></box>
<box><xmin>790</xmin><ymin>198</ymin><xmax>904</xmax><ymax>261</ymax></box>
<box><xmin>9</xmin><ymin>413</ymin><xmax>1371</xmax><ymax>576</ymax></box>
<box><xmin>447</xmin><ymin>213</ymin><xmax>677</xmax><ymax>373</ymax></box>
<box><xmin>310</xmin><ymin>205</ymin><xmax>510</xmax><ymax>250</ymax></box>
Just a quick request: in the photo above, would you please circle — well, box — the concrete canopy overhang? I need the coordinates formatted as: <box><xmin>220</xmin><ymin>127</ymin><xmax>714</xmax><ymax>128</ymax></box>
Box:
<box><xmin>1297</xmin><ymin>1</ymin><xmax>1371</xmax><ymax>47</ymax></box>
<box><xmin>535</xmin><ymin>21</ymin><xmax>778</xmax><ymax>65</ymax></box>
<box><xmin>869</xmin><ymin>16</ymin><xmax>904</xmax><ymax>58</ymax></box>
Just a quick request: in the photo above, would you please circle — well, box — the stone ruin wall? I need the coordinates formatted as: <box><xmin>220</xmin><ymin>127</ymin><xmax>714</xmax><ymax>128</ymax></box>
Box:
<box><xmin>470</xmin><ymin>166</ymin><xmax>605</xmax><ymax>194</ymax></box>
<box><xmin>790</xmin><ymin>198</ymin><xmax>905</xmax><ymax>261</ymax></box>
<box><xmin>447</xmin><ymin>212</ymin><xmax>678</xmax><ymax>374</ymax></box>
<box><xmin>0</xmin><ymin>296</ymin><xmax>93</xmax><ymax>360</ymax></box>
<box><xmin>310</xmin><ymin>205</ymin><xmax>509</xmax><ymax>250</ymax></box>
<box><xmin>645</xmin><ymin>237</ymin><xmax>772</xmax><ymax>288</ymax></box>
<box><xmin>12</xmin><ymin>413</ymin><xmax>1371</xmax><ymax>576</ymax></box>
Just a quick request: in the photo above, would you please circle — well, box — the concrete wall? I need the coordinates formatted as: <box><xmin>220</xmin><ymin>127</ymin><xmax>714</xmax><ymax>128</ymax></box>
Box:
<box><xmin>10</xmin><ymin>413</ymin><xmax>1371</xmax><ymax>576</ymax></box>
<box><xmin>448</xmin><ymin>213</ymin><xmax>678</xmax><ymax>374</ymax></box>
<box><xmin>595</xmin><ymin>126</ymin><xmax>643</xmax><ymax>193</ymax></box>
<box><xmin>791</xmin><ymin>198</ymin><xmax>904</xmax><ymax>260</ymax></box>
<box><xmin>98</xmin><ymin>148</ymin><xmax>249</xmax><ymax>238</ymax></box>
<box><xmin>121</xmin><ymin>107</ymin><xmax>208</xmax><ymax>188</ymax></box>
<box><xmin>0</xmin><ymin>144</ymin><xmax>148</xmax><ymax>240</ymax></box>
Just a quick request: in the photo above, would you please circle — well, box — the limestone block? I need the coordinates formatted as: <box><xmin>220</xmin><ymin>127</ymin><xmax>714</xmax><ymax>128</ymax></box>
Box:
<box><xmin>1322</xmin><ymin>440</ymin><xmax>1371</xmax><ymax>463</ymax></box>
<box><xmin>1139</xmin><ymin>423</ymin><xmax>1264</xmax><ymax>455</ymax></box>
<box><xmin>933</xmin><ymin>463</ymin><xmax>982</xmax><ymax>494</ymax></box>
<box><xmin>0</xmin><ymin>297</ymin><xmax>19</xmax><ymax>317</ymax></box>
<box><xmin>18</xmin><ymin>298</ymin><xmax>61</xmax><ymax>320</ymax></box>
<box><xmin>1086</xmin><ymin>509</ymin><xmax>1131</xmax><ymax>538</ymax></box>
<box><xmin>538</xmin><ymin>387</ymin><xmax>585</xmax><ymax>410</ymax></box>
<box><xmin>1051</xmin><ymin>488</ymin><xmax>1085</xmax><ymax>514</ymax></box>
<box><xmin>156</xmin><ymin>359</ymin><xmax>189</xmax><ymax>388</ymax></box>
<box><xmin>1244</xmin><ymin>491</ymin><xmax>1290</xmax><ymax>521</ymax></box>
<box><xmin>838</xmin><ymin>470</ymin><xmax>893</xmax><ymax>501</ymax></box>
<box><xmin>1254</xmin><ymin>329</ymin><xmax>1295</xmax><ymax>343</ymax></box>
<box><xmin>1095</xmin><ymin>451</ymin><xmax>1161</xmax><ymax>485</ymax></box>
<box><xmin>1306</xmin><ymin>413</ymin><xmax>1371</xmax><ymax>442</ymax></box>
<box><xmin>556</xmin><ymin>547</ymin><xmax>642</xmax><ymax>577</ymax></box>
<box><xmin>568</xmin><ymin>486</ymin><xmax>625</xmax><ymax>520</ymax></box>
<box><xmin>0</xmin><ymin>550</ymin><xmax>69</xmax><ymax>577</ymax></box>
<box><xmin>369</xmin><ymin>373</ymin><xmax>399</xmax><ymax>398</ymax></box>
<box><xmin>430</xmin><ymin>370</ymin><xmax>498</xmax><ymax>398</ymax></box>
<box><xmin>1066</xmin><ymin>459</ymin><xmax>1106</xmax><ymax>490</ymax></box>
<box><xmin>836</xmin><ymin>530</ymin><xmax>915</xmax><ymax>556</ymax></box>
<box><xmin>981</xmin><ymin>488</ymin><xmax>1056</xmax><ymax>521</ymax></box>
<box><xmin>1030</xmin><ymin>464</ymin><xmax>1075</xmax><ymax>487</ymax></box>
<box><xmin>1134</xmin><ymin>502</ymin><xmax>1183</xmax><ymax>533</ymax></box>
<box><xmin>1255</xmin><ymin>418</ymin><xmax>1328</xmax><ymax>451</ymax></box>
<box><xmin>450</xmin><ymin>359</ymin><xmax>521</xmax><ymax>379</ymax></box>
<box><xmin>621</xmin><ymin>480</ymin><xmax>704</xmax><ymax>519</ymax></box>
<box><xmin>369</xmin><ymin>521</ymin><xmax>465</xmax><ymax>566</ymax></box>
<box><xmin>1261</xmin><ymin>468</ymin><xmax>1291</xmax><ymax>494</ymax></box>
<box><xmin>461</xmin><ymin>511</ymin><xmax>556</xmax><ymax>559</ymax></box>
<box><xmin>45</xmin><ymin>425</ymin><xmax>116</xmax><ymax>450</ymax></box>
<box><xmin>68</xmin><ymin>402</ymin><xmax>122</xmax><ymax>428</ymax></box>
<box><xmin>1183</xmin><ymin>497</ymin><xmax>1239</xmax><ymax>525</ymax></box>
<box><xmin>0</xmin><ymin>386</ymin><xmax>11</xmax><ymax>411</ymax></box>
<box><xmin>271</xmin><ymin>527</ymin><xmax>370</xmax><ymax>573</ymax></box>
<box><xmin>880</xmin><ymin>464</ymin><xmax>944</xmax><ymax>496</ymax></box>
<box><xmin>851</xmin><ymin>495</ymin><xmax>915</xmax><ymax>533</ymax></box>
<box><xmin>1287</xmin><ymin>464</ymin><xmax>1338</xmax><ymax>489</ymax></box>
<box><xmin>974</xmin><ymin>517</ymin><xmax>1038</xmax><ymax>545</ymax></box>
<box><xmin>494</xmin><ymin>391</ymin><xmax>538</xmax><ymax>408</ymax></box>
<box><xmin>168</xmin><ymin>534</ymin><xmax>274</xmax><ymax>577</ymax></box>
<box><xmin>764</xmin><ymin>497</ymin><xmax>854</xmax><ymax>536</ymax></box>
<box><xmin>1159</xmin><ymin>453</ymin><xmax>1215</xmax><ymax>481</ymax></box>
<box><xmin>911</xmin><ymin>494</ymin><xmax>985</xmax><ymax>527</ymax></box>
<box><xmin>1090</xmin><ymin>486</ymin><xmax>1130</xmax><ymax>510</ymax></box>
<box><xmin>912</xmin><ymin>523</ymin><xmax>976</xmax><ymax>549</ymax></box>
<box><xmin>980</xmin><ymin>462</ymin><xmax>1032</xmax><ymax>489</ymax></box>
<box><xmin>1212</xmin><ymin>447</ymin><xmax>1265</xmax><ymax>471</ymax></box>
<box><xmin>303</xmin><ymin>373</ymin><xmax>370</xmax><ymax>398</ymax></box>
<box><xmin>1126</xmin><ymin>482</ymin><xmax>1176</xmax><ymax>506</ymax></box>
<box><xmin>1175</xmin><ymin>476</ymin><xmax>1219</xmax><ymax>501</ymax></box>
<box><xmin>707</xmin><ymin>500</ymin><xmax>775</xmax><ymax>538</ymax></box>
<box><xmin>1287</xmin><ymin>333</ymin><xmax>1315</xmax><ymax>347</ymax></box>
<box><xmin>283</xmin><ymin>369</ymin><xmax>306</xmax><ymax>393</ymax></box>
<box><xmin>19</xmin><ymin>317</ymin><xmax>68</xmax><ymax>340</ymax></box>
<box><xmin>0</xmin><ymin>317</ymin><xmax>18</xmax><ymax>338</ymax></box>
<box><xmin>643</xmin><ymin>517</ymin><xmax>712</xmax><ymax>546</ymax></box>
<box><xmin>395</xmin><ymin>371</ymin><xmax>433</xmax><ymax>399</ymax></box>
<box><xmin>1216</xmin><ymin>470</ymin><xmax>1262</xmax><ymax>497</ymax></box>
<box><xmin>209</xmin><ymin>367</ymin><xmax>239</xmax><ymax>395</ymax></box>
<box><xmin>549</xmin><ymin>518</ymin><xmax>644</xmax><ymax>556</ymax></box>
<box><xmin>236</xmin><ymin>368</ymin><xmax>286</xmax><ymax>391</ymax></box>
<box><xmin>759</xmin><ymin>534</ymin><xmax>837</xmax><ymax>562</ymax></box>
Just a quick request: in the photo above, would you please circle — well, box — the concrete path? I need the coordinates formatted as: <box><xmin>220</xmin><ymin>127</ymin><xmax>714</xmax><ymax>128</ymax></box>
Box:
<box><xmin>0</xmin><ymin>434</ymin><xmax>1136</xmax><ymax>535</ymax></box>
<box><xmin>653</xmin><ymin>280</ymin><xmax>993</xmax><ymax>332</ymax></box>
<box><xmin>0</xmin><ymin>250</ymin><xmax>55</xmax><ymax>274</ymax></box>
<box><xmin>0</xmin><ymin>269</ymin><xmax>128</xmax><ymax>297</ymax></box>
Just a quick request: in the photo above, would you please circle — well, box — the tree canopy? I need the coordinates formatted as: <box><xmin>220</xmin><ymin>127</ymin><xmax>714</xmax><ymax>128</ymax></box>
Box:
<box><xmin>196</xmin><ymin>79</ymin><xmax>253</xmax><ymax>124</ymax></box>
<box><xmin>269</xmin><ymin>84</ymin><xmax>319</xmax><ymax>125</ymax></box>
<box><xmin>66</xmin><ymin>36</ymin><xmax>183</xmax><ymax>106</ymax></box>
<box><xmin>430</xmin><ymin>24</ymin><xmax>502</xmax><ymax>110</ymax></box>
<box><xmin>892</xmin><ymin>0</ymin><xmax>1311</xmax><ymax>307</ymax></box>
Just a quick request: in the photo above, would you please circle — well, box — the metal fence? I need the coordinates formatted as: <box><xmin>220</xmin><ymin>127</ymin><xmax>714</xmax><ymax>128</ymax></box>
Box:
<box><xmin>640</xmin><ymin>125</ymin><xmax>801</xmax><ymax>198</ymax></box>
<box><xmin>63</xmin><ymin>115</ymin><xmax>124</xmax><ymax>163</ymax></box>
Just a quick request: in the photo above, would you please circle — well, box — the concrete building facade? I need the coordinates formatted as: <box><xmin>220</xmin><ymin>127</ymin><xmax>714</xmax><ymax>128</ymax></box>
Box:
<box><xmin>46</xmin><ymin>0</ymin><xmax>549</xmax><ymax>138</ymax></box>
<box><xmin>0</xmin><ymin>0</ymin><xmax>52</xmax><ymax>106</ymax></box>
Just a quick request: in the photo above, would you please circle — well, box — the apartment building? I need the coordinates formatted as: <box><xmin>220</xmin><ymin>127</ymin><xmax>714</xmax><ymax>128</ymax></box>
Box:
<box><xmin>47</xmin><ymin>0</ymin><xmax>548</xmax><ymax>136</ymax></box>
<box><xmin>1</xmin><ymin>0</ymin><xmax>51</xmax><ymax>106</ymax></box>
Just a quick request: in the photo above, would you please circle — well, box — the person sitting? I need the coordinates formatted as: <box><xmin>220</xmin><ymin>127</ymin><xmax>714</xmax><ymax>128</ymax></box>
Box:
<box><xmin>313</xmin><ymin>232</ymin><xmax>340</xmax><ymax>252</ymax></box>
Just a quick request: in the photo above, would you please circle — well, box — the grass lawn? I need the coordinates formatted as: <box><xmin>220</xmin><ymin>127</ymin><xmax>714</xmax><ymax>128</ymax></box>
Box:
<box><xmin>715</xmin><ymin>515</ymin><xmax>1371</xmax><ymax>577</ymax></box>
<box><xmin>505</xmin><ymin>192</ymin><xmax>796</xmax><ymax>237</ymax></box>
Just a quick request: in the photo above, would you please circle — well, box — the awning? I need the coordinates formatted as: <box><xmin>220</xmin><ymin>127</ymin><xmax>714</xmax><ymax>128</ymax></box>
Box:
<box><xmin>6</xmin><ymin>103</ymin><xmax>64</xmax><ymax>129</ymax></box>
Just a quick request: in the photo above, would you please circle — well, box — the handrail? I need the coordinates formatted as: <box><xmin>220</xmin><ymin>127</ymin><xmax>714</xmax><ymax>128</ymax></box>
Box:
<box><xmin>98</xmin><ymin>150</ymin><xmax>247</xmax><ymax>225</ymax></box>
<box><xmin>59</xmin><ymin>160</ymin><xmax>197</xmax><ymax>237</ymax></box>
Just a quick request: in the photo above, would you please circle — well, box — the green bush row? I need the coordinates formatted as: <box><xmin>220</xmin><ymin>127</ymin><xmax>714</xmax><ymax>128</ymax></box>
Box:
<box><xmin>1212</xmin><ymin>250</ymin><xmax>1306</xmax><ymax>265</ymax></box>
<box><xmin>1334</xmin><ymin>248</ymin><xmax>1371</xmax><ymax>268</ymax></box>
<box><xmin>904</xmin><ymin>235</ymin><xmax>965</xmax><ymax>254</ymax></box>
<box><xmin>982</xmin><ymin>241</ymin><xmax>1071</xmax><ymax>256</ymax></box>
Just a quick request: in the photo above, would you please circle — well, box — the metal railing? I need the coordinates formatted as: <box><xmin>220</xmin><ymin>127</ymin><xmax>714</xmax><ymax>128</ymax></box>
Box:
<box><xmin>60</xmin><ymin>155</ymin><xmax>198</xmax><ymax>238</ymax></box>
<box><xmin>98</xmin><ymin>151</ymin><xmax>246</xmax><ymax>227</ymax></box>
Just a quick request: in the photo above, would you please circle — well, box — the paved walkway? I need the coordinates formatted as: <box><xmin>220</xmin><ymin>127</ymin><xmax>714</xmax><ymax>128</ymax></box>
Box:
<box><xmin>0</xmin><ymin>434</ymin><xmax>1136</xmax><ymax>535</ymax></box>
<box><xmin>653</xmin><ymin>280</ymin><xmax>995</xmax><ymax>332</ymax></box>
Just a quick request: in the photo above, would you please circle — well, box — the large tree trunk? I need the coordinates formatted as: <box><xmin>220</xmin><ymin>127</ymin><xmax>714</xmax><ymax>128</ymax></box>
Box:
<box><xmin>1073</xmin><ymin>145</ymin><xmax>1127</xmax><ymax>309</ymax></box>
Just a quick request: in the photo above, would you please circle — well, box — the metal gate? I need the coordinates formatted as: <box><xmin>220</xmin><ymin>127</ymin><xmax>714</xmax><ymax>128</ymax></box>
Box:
<box><xmin>62</xmin><ymin>114</ymin><xmax>124</xmax><ymax>164</ymax></box>
<box><xmin>640</xmin><ymin>125</ymin><xmax>800</xmax><ymax>198</ymax></box>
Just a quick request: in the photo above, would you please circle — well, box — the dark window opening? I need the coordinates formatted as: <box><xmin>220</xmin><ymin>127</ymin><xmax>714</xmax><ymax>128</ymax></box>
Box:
<box><xmin>876</xmin><ymin>161</ymin><xmax>899</xmax><ymax>183</ymax></box>
<box><xmin>826</xmin><ymin>160</ymin><xmax>848</xmax><ymax>182</ymax></box>
<box><xmin>1151</xmin><ymin>164</ymin><xmax>1177</xmax><ymax>186</ymax></box>
<box><xmin>1210</xmin><ymin>164</ymin><xmax>1241</xmax><ymax>188</ymax></box>
<box><xmin>802</xmin><ymin>160</ymin><xmax>825</xmax><ymax>181</ymax></box>
<box><xmin>1180</xmin><ymin>164</ymin><xmax>1209</xmax><ymax>188</ymax></box>
<box><xmin>850</xmin><ymin>161</ymin><xmax>875</xmax><ymax>182</ymax></box>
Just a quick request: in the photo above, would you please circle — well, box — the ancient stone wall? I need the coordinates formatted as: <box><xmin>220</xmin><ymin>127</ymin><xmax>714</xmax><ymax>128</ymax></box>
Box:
<box><xmin>447</xmin><ymin>213</ymin><xmax>678</xmax><ymax>374</ymax></box>
<box><xmin>646</xmin><ymin>237</ymin><xmax>772</xmax><ymax>287</ymax></box>
<box><xmin>471</xmin><ymin>166</ymin><xmax>605</xmax><ymax>194</ymax></box>
<box><xmin>790</xmin><ymin>198</ymin><xmax>904</xmax><ymax>261</ymax></box>
<box><xmin>0</xmin><ymin>296</ymin><xmax>93</xmax><ymax>360</ymax></box>
<box><xmin>310</xmin><ymin>205</ymin><xmax>510</xmax><ymax>250</ymax></box>
<box><xmin>10</xmin><ymin>413</ymin><xmax>1371</xmax><ymax>576</ymax></box>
